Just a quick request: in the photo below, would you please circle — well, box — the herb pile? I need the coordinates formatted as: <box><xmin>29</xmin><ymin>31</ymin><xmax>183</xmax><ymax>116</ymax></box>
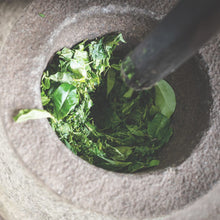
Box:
<box><xmin>14</xmin><ymin>33</ymin><xmax>176</xmax><ymax>173</ymax></box>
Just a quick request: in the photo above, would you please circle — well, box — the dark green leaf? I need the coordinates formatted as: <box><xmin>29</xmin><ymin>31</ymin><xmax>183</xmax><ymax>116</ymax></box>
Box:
<box><xmin>52</xmin><ymin>83</ymin><xmax>79</xmax><ymax>120</ymax></box>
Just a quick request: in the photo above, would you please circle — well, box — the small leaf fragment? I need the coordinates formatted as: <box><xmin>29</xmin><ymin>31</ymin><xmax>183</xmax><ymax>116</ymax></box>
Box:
<box><xmin>149</xmin><ymin>160</ymin><xmax>160</xmax><ymax>167</ymax></box>
<box><xmin>38</xmin><ymin>13</ymin><xmax>45</xmax><ymax>18</ymax></box>
<box><xmin>123</xmin><ymin>88</ymin><xmax>134</xmax><ymax>98</ymax></box>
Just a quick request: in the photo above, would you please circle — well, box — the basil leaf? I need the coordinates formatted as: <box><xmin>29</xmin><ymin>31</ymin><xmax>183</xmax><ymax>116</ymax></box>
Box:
<box><xmin>13</xmin><ymin>109</ymin><xmax>54</xmax><ymax>123</ymax></box>
<box><xmin>155</xmin><ymin>80</ymin><xmax>176</xmax><ymax>118</ymax></box>
<box><xmin>52</xmin><ymin>83</ymin><xmax>79</xmax><ymax>120</ymax></box>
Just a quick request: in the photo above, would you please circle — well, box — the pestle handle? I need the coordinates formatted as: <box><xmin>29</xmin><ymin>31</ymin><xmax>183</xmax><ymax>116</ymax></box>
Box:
<box><xmin>121</xmin><ymin>0</ymin><xmax>220</xmax><ymax>90</ymax></box>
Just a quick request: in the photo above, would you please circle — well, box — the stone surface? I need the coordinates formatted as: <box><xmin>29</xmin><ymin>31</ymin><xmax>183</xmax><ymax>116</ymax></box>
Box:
<box><xmin>0</xmin><ymin>0</ymin><xmax>219</xmax><ymax>220</ymax></box>
<box><xmin>0</xmin><ymin>0</ymin><xmax>31</xmax><ymax>49</ymax></box>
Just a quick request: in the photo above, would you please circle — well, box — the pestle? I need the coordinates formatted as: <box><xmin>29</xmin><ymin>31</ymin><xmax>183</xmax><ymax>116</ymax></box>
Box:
<box><xmin>121</xmin><ymin>0</ymin><xmax>220</xmax><ymax>90</ymax></box>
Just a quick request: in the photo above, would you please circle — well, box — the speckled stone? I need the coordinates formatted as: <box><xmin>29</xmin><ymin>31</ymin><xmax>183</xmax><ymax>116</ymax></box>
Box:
<box><xmin>0</xmin><ymin>0</ymin><xmax>219</xmax><ymax>220</ymax></box>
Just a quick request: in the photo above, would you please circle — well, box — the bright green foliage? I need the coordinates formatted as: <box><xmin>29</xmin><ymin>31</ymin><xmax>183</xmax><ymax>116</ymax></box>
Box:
<box><xmin>14</xmin><ymin>33</ymin><xmax>176</xmax><ymax>173</ymax></box>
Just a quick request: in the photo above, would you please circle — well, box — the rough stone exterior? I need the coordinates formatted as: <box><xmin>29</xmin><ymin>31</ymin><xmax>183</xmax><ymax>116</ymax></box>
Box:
<box><xmin>0</xmin><ymin>0</ymin><xmax>219</xmax><ymax>220</ymax></box>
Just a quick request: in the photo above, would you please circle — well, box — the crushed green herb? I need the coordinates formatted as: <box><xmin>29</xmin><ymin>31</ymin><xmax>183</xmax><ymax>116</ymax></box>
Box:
<box><xmin>14</xmin><ymin>33</ymin><xmax>176</xmax><ymax>173</ymax></box>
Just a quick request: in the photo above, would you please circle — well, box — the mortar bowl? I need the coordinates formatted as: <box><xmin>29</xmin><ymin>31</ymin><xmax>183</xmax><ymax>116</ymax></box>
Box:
<box><xmin>0</xmin><ymin>0</ymin><xmax>219</xmax><ymax>219</ymax></box>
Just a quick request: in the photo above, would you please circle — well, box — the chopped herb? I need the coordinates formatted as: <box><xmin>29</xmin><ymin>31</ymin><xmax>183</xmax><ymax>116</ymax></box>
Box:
<box><xmin>14</xmin><ymin>33</ymin><xmax>176</xmax><ymax>173</ymax></box>
<box><xmin>39</xmin><ymin>13</ymin><xmax>45</xmax><ymax>18</ymax></box>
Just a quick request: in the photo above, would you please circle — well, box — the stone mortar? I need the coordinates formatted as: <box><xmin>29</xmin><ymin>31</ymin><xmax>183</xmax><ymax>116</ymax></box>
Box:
<box><xmin>0</xmin><ymin>0</ymin><xmax>219</xmax><ymax>219</ymax></box>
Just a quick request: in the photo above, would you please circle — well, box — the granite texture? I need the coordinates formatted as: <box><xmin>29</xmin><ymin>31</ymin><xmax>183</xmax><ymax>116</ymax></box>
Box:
<box><xmin>0</xmin><ymin>0</ymin><xmax>219</xmax><ymax>220</ymax></box>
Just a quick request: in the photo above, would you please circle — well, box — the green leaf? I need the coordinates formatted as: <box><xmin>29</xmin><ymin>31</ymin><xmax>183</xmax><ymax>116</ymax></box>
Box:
<box><xmin>14</xmin><ymin>109</ymin><xmax>54</xmax><ymax>123</ymax></box>
<box><xmin>105</xmin><ymin>33</ymin><xmax>126</xmax><ymax>54</ymax></box>
<box><xmin>52</xmin><ymin>83</ymin><xmax>79</xmax><ymax>120</ymax></box>
<box><xmin>74</xmin><ymin>49</ymin><xmax>89</xmax><ymax>62</ymax></box>
<box><xmin>49</xmin><ymin>72</ymin><xmax>73</xmax><ymax>84</ymax></box>
<box><xmin>89</xmin><ymin>38</ymin><xmax>108</xmax><ymax>73</ymax></box>
<box><xmin>154</xmin><ymin>80</ymin><xmax>176</xmax><ymax>118</ymax></box>
<box><xmin>122</xmin><ymin>99</ymin><xmax>135</xmax><ymax>114</ymax></box>
<box><xmin>69</xmin><ymin>58</ymin><xmax>89</xmax><ymax>78</ymax></box>
<box><xmin>99</xmin><ymin>156</ymin><xmax>132</xmax><ymax>168</ymax></box>
<box><xmin>106</xmin><ymin>69</ymin><xmax>116</xmax><ymax>97</ymax></box>
<box><xmin>126</xmin><ymin>125</ymin><xmax>146</xmax><ymax>137</ymax></box>
<box><xmin>57</xmin><ymin>47</ymin><xmax>73</xmax><ymax>60</ymax></box>
<box><xmin>149</xmin><ymin>160</ymin><xmax>160</xmax><ymax>167</ymax></box>
<box><xmin>147</xmin><ymin>113</ymin><xmax>173</xmax><ymax>142</ymax></box>
<box><xmin>110</xmin><ymin>146</ymin><xmax>133</xmax><ymax>161</ymax></box>
<box><xmin>149</xmin><ymin>105</ymin><xmax>159</xmax><ymax>117</ymax></box>
<box><xmin>111</xmin><ymin>63</ymin><xmax>121</xmax><ymax>71</ymax></box>
<box><xmin>127</xmin><ymin>162</ymin><xmax>145</xmax><ymax>173</ymax></box>
<box><xmin>41</xmin><ymin>71</ymin><xmax>50</xmax><ymax>90</ymax></box>
<box><xmin>123</xmin><ymin>88</ymin><xmax>134</xmax><ymax>98</ymax></box>
<box><xmin>38</xmin><ymin>13</ymin><xmax>45</xmax><ymax>18</ymax></box>
<box><xmin>41</xmin><ymin>94</ymin><xmax>50</xmax><ymax>106</ymax></box>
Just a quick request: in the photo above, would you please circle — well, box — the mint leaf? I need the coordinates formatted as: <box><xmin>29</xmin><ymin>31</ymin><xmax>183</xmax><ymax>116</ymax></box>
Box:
<box><xmin>155</xmin><ymin>80</ymin><xmax>176</xmax><ymax>118</ymax></box>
